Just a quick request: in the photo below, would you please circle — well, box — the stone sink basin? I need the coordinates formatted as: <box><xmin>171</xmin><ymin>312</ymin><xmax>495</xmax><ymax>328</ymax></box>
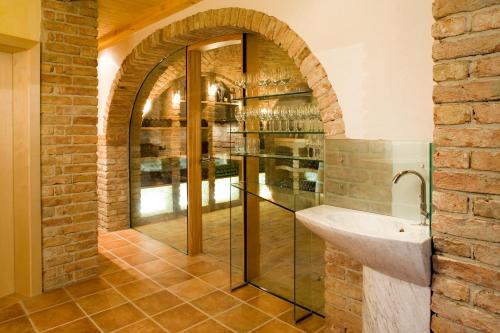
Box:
<box><xmin>296</xmin><ymin>205</ymin><xmax>432</xmax><ymax>287</ymax></box>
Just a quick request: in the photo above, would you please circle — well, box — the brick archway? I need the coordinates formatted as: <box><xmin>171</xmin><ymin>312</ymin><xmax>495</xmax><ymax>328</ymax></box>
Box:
<box><xmin>99</xmin><ymin>7</ymin><xmax>344</xmax><ymax>231</ymax></box>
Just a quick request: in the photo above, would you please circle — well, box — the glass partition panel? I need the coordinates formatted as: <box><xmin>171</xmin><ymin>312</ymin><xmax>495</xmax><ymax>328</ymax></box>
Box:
<box><xmin>247</xmin><ymin>192</ymin><xmax>295</xmax><ymax>301</ymax></box>
<box><xmin>324</xmin><ymin>139</ymin><xmax>433</xmax><ymax>226</ymax></box>
<box><xmin>200</xmin><ymin>42</ymin><xmax>242</xmax><ymax>264</ymax></box>
<box><xmin>130</xmin><ymin>48</ymin><xmax>188</xmax><ymax>253</ymax></box>
<box><xmin>230</xmin><ymin>185</ymin><xmax>245</xmax><ymax>289</ymax></box>
<box><xmin>294</xmin><ymin>193</ymin><xmax>325</xmax><ymax>320</ymax></box>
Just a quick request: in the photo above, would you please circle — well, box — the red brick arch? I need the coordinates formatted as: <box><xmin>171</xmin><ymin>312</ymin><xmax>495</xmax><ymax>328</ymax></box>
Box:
<box><xmin>98</xmin><ymin>7</ymin><xmax>344</xmax><ymax>231</ymax></box>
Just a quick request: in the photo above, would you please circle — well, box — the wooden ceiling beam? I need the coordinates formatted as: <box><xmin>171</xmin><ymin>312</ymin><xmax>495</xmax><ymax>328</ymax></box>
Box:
<box><xmin>98</xmin><ymin>0</ymin><xmax>201</xmax><ymax>51</ymax></box>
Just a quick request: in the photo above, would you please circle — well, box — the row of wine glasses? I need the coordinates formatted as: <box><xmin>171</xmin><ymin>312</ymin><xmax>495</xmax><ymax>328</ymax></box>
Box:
<box><xmin>234</xmin><ymin>137</ymin><xmax>260</xmax><ymax>154</ymax></box>
<box><xmin>234</xmin><ymin>104</ymin><xmax>323</xmax><ymax>132</ymax></box>
<box><xmin>234</xmin><ymin>68</ymin><xmax>299</xmax><ymax>97</ymax></box>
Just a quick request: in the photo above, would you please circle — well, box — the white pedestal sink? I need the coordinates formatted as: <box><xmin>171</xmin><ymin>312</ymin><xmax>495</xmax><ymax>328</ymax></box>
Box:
<box><xmin>296</xmin><ymin>205</ymin><xmax>432</xmax><ymax>333</ymax></box>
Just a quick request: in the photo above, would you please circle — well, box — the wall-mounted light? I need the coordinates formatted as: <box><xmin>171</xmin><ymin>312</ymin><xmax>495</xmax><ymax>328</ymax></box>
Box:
<box><xmin>208</xmin><ymin>83</ymin><xmax>218</xmax><ymax>97</ymax></box>
<box><xmin>142</xmin><ymin>99</ymin><xmax>152</xmax><ymax>117</ymax></box>
<box><xmin>172</xmin><ymin>91</ymin><xmax>181</xmax><ymax>108</ymax></box>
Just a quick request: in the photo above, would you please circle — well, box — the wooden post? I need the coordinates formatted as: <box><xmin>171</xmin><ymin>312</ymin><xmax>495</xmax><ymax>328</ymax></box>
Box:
<box><xmin>187</xmin><ymin>50</ymin><xmax>203</xmax><ymax>255</ymax></box>
<box><xmin>245</xmin><ymin>34</ymin><xmax>261</xmax><ymax>280</ymax></box>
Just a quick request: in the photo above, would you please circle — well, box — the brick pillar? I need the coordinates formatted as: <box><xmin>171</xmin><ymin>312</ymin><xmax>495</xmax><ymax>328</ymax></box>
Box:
<box><xmin>430</xmin><ymin>1</ymin><xmax>500</xmax><ymax>332</ymax></box>
<box><xmin>40</xmin><ymin>0</ymin><xmax>98</xmax><ymax>290</ymax></box>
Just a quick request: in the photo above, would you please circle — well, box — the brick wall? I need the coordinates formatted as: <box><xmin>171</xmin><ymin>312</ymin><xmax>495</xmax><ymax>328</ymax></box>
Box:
<box><xmin>323</xmin><ymin>139</ymin><xmax>394</xmax><ymax>333</ymax></box>
<box><xmin>431</xmin><ymin>1</ymin><xmax>500</xmax><ymax>332</ymax></box>
<box><xmin>41</xmin><ymin>0</ymin><xmax>98</xmax><ymax>290</ymax></box>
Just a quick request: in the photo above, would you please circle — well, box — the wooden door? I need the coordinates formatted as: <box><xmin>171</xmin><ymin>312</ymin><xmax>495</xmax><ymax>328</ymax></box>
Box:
<box><xmin>0</xmin><ymin>51</ymin><xmax>15</xmax><ymax>297</ymax></box>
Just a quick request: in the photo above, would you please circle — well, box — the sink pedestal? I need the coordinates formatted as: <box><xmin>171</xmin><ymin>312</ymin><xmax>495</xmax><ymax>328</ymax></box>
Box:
<box><xmin>363</xmin><ymin>266</ymin><xmax>430</xmax><ymax>333</ymax></box>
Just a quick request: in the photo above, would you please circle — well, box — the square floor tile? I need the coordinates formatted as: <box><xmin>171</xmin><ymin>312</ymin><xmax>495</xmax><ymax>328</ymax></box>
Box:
<box><xmin>135</xmin><ymin>260</ymin><xmax>175</xmax><ymax>276</ymax></box>
<box><xmin>76</xmin><ymin>288</ymin><xmax>126</xmax><ymax>315</ymax></box>
<box><xmin>97</xmin><ymin>251</ymin><xmax>116</xmax><ymax>263</ymax></box>
<box><xmin>183</xmin><ymin>319</ymin><xmax>232</xmax><ymax>333</ymax></box>
<box><xmin>122</xmin><ymin>252</ymin><xmax>157</xmax><ymax>266</ymax></box>
<box><xmin>98</xmin><ymin>233</ymin><xmax>122</xmax><ymax>243</ymax></box>
<box><xmin>246</xmin><ymin>293</ymin><xmax>293</xmax><ymax>316</ymax></box>
<box><xmin>167</xmin><ymin>278</ymin><xmax>215</xmax><ymax>301</ymax></box>
<box><xmin>166</xmin><ymin>254</ymin><xmax>205</xmax><ymax>268</ymax></box>
<box><xmin>114</xmin><ymin>229</ymin><xmax>141</xmax><ymax>238</ymax></box>
<box><xmin>153</xmin><ymin>303</ymin><xmax>207</xmax><ymax>333</ymax></box>
<box><xmin>110</xmin><ymin>245</ymin><xmax>144</xmax><ymax>258</ymax></box>
<box><xmin>152</xmin><ymin>269</ymin><xmax>193</xmax><ymax>288</ymax></box>
<box><xmin>0</xmin><ymin>316</ymin><xmax>35</xmax><ymax>333</ymax></box>
<box><xmin>0</xmin><ymin>294</ymin><xmax>25</xmax><ymax>311</ymax></box>
<box><xmin>215</xmin><ymin>304</ymin><xmax>271</xmax><ymax>333</ymax></box>
<box><xmin>134</xmin><ymin>239</ymin><xmax>166</xmax><ymax>252</ymax></box>
<box><xmin>228</xmin><ymin>285</ymin><xmax>263</xmax><ymax>301</ymax></box>
<box><xmin>278</xmin><ymin>310</ymin><xmax>325</xmax><ymax>333</ymax></box>
<box><xmin>252</xmin><ymin>319</ymin><xmax>303</xmax><ymax>333</ymax></box>
<box><xmin>0</xmin><ymin>303</ymin><xmax>24</xmax><ymax>323</ymax></box>
<box><xmin>133</xmin><ymin>290</ymin><xmax>183</xmax><ymax>315</ymax></box>
<box><xmin>65</xmin><ymin>278</ymin><xmax>110</xmax><ymax>298</ymax></box>
<box><xmin>184</xmin><ymin>261</ymin><xmax>219</xmax><ymax>276</ymax></box>
<box><xmin>44</xmin><ymin>318</ymin><xmax>100</xmax><ymax>333</ymax></box>
<box><xmin>29</xmin><ymin>302</ymin><xmax>85</xmax><ymax>331</ymax></box>
<box><xmin>199</xmin><ymin>269</ymin><xmax>230</xmax><ymax>288</ymax></box>
<box><xmin>114</xmin><ymin>319</ymin><xmax>165</xmax><ymax>333</ymax></box>
<box><xmin>151</xmin><ymin>247</ymin><xmax>180</xmax><ymax>259</ymax></box>
<box><xmin>22</xmin><ymin>289</ymin><xmax>70</xmax><ymax>314</ymax></box>
<box><xmin>98</xmin><ymin>258</ymin><xmax>127</xmax><ymax>275</ymax></box>
<box><xmin>117</xmin><ymin>279</ymin><xmax>162</xmax><ymax>300</ymax></box>
<box><xmin>91</xmin><ymin>303</ymin><xmax>145</xmax><ymax>332</ymax></box>
<box><xmin>100</xmin><ymin>239</ymin><xmax>129</xmax><ymax>250</ymax></box>
<box><xmin>190</xmin><ymin>291</ymin><xmax>240</xmax><ymax>316</ymax></box>
<box><xmin>102</xmin><ymin>268</ymin><xmax>142</xmax><ymax>286</ymax></box>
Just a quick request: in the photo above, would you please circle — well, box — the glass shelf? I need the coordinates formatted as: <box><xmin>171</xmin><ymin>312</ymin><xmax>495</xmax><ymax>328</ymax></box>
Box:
<box><xmin>231</xmin><ymin>152</ymin><xmax>323</xmax><ymax>162</ymax></box>
<box><xmin>231</xmin><ymin>182</ymin><xmax>322</xmax><ymax>212</ymax></box>
<box><xmin>231</xmin><ymin>130</ymin><xmax>324</xmax><ymax>135</ymax></box>
<box><xmin>179</xmin><ymin>100</ymin><xmax>239</xmax><ymax>106</ymax></box>
<box><xmin>233</xmin><ymin>90</ymin><xmax>313</xmax><ymax>101</ymax></box>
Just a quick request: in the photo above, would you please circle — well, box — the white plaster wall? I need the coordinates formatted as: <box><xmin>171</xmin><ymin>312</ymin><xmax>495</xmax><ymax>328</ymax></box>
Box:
<box><xmin>98</xmin><ymin>0</ymin><xmax>434</xmax><ymax>141</ymax></box>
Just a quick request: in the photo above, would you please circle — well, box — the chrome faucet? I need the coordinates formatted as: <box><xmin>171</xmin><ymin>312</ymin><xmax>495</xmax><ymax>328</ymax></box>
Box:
<box><xmin>392</xmin><ymin>170</ymin><xmax>429</xmax><ymax>224</ymax></box>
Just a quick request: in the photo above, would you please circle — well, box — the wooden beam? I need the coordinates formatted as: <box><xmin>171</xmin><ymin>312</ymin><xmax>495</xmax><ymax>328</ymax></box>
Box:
<box><xmin>98</xmin><ymin>0</ymin><xmax>202</xmax><ymax>50</ymax></box>
<box><xmin>187</xmin><ymin>49</ymin><xmax>202</xmax><ymax>255</ymax></box>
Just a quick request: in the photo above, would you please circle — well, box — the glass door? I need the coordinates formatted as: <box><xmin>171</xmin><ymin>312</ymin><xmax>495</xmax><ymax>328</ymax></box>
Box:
<box><xmin>198</xmin><ymin>41</ymin><xmax>242</xmax><ymax>264</ymax></box>
<box><xmin>130</xmin><ymin>48</ymin><xmax>188</xmax><ymax>253</ymax></box>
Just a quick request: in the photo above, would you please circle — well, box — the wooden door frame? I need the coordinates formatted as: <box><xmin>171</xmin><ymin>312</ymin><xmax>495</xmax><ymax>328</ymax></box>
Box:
<box><xmin>186</xmin><ymin>34</ymin><xmax>243</xmax><ymax>255</ymax></box>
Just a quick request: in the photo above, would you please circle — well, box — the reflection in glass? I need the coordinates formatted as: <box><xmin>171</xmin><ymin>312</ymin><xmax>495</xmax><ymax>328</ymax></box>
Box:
<box><xmin>130</xmin><ymin>48</ymin><xmax>188</xmax><ymax>253</ymax></box>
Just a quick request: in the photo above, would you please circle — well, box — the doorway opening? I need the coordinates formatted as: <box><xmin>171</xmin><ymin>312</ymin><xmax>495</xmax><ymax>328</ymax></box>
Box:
<box><xmin>129</xmin><ymin>37</ymin><xmax>244</xmax><ymax>264</ymax></box>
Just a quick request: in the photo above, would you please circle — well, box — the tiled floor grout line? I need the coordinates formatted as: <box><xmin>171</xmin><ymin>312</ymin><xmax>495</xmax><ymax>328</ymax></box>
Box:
<box><xmin>106</xmin><ymin>285</ymin><xmax>171</xmax><ymax>333</ymax></box>
<box><xmin>243</xmin><ymin>294</ymin><xmax>307</xmax><ymax>333</ymax></box>
<box><xmin>109</xmin><ymin>231</ymin><xmax>315</xmax><ymax>332</ymax></box>
<box><xmin>18</xmin><ymin>301</ymin><xmax>40</xmax><ymax>333</ymax></box>
<box><xmin>100</xmin><ymin>236</ymin><xmax>242</xmax><ymax>332</ymax></box>
<box><xmin>100</xmin><ymin>231</ymin><xmax>322</xmax><ymax>332</ymax></box>
<box><xmin>97</xmin><ymin>249</ymin><xmax>184</xmax><ymax>332</ymax></box>
<box><xmin>0</xmin><ymin>313</ymin><xmax>26</xmax><ymax>326</ymax></box>
<box><xmin>0</xmin><ymin>230</ymin><xmax>323</xmax><ymax>333</ymax></box>
<box><xmin>53</xmin><ymin>296</ymin><xmax>103</xmax><ymax>333</ymax></box>
<box><xmin>102</xmin><ymin>235</ymin><xmax>241</xmax><ymax>333</ymax></box>
<box><xmin>107</xmin><ymin>234</ymin><xmax>248</xmax><ymax>332</ymax></box>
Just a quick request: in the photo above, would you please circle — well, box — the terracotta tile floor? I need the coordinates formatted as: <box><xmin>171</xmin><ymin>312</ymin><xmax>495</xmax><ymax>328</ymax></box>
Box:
<box><xmin>136</xmin><ymin>203</ymin><xmax>326</xmax><ymax>310</ymax></box>
<box><xmin>0</xmin><ymin>229</ymin><xmax>324</xmax><ymax>333</ymax></box>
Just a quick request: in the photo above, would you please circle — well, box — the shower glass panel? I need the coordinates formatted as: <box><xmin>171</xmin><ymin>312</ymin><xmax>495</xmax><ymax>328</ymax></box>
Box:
<box><xmin>130</xmin><ymin>48</ymin><xmax>188</xmax><ymax>253</ymax></box>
